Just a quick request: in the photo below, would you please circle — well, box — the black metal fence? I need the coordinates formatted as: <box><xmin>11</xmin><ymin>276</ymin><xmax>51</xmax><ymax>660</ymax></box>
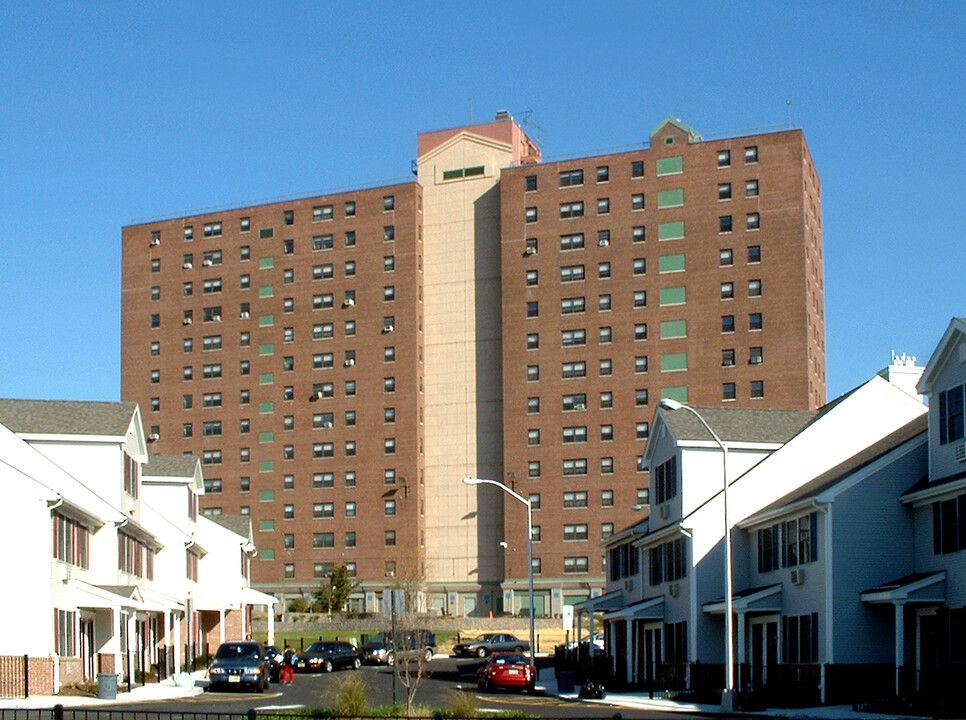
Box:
<box><xmin>0</xmin><ymin>712</ymin><xmax>628</xmax><ymax>720</ymax></box>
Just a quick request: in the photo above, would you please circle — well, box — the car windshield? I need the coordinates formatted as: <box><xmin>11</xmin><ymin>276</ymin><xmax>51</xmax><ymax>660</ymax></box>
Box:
<box><xmin>306</xmin><ymin>642</ymin><xmax>334</xmax><ymax>653</ymax></box>
<box><xmin>473</xmin><ymin>635</ymin><xmax>490</xmax><ymax>642</ymax></box>
<box><xmin>494</xmin><ymin>654</ymin><xmax>527</xmax><ymax>665</ymax></box>
<box><xmin>215</xmin><ymin>643</ymin><xmax>260</xmax><ymax>660</ymax></box>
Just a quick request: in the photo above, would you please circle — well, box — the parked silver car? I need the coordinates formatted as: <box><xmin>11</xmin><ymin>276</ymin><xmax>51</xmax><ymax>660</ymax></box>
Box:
<box><xmin>453</xmin><ymin>633</ymin><xmax>529</xmax><ymax>658</ymax></box>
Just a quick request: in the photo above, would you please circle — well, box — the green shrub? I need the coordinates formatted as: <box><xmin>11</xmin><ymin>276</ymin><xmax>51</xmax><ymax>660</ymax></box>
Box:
<box><xmin>329</xmin><ymin>673</ymin><xmax>370</xmax><ymax>717</ymax></box>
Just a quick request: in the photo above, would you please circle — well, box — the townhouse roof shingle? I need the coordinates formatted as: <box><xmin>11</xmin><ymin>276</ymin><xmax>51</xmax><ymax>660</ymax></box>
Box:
<box><xmin>0</xmin><ymin>399</ymin><xmax>138</xmax><ymax>436</ymax></box>
<box><xmin>663</xmin><ymin>406</ymin><xmax>818</xmax><ymax>445</ymax></box>
<box><xmin>209</xmin><ymin>514</ymin><xmax>253</xmax><ymax>539</ymax></box>
<box><xmin>143</xmin><ymin>454</ymin><xmax>199</xmax><ymax>478</ymax></box>
<box><xmin>751</xmin><ymin>414</ymin><xmax>927</xmax><ymax>516</ymax></box>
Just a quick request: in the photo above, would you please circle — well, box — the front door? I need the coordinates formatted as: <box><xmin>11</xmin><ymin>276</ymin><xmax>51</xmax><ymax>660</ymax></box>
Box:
<box><xmin>750</xmin><ymin>619</ymin><xmax>778</xmax><ymax>690</ymax></box>
<box><xmin>643</xmin><ymin>625</ymin><xmax>662</xmax><ymax>687</ymax></box>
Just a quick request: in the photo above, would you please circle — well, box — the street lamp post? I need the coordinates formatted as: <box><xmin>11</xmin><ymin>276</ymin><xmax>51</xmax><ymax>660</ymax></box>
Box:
<box><xmin>659</xmin><ymin>399</ymin><xmax>734</xmax><ymax>712</ymax></box>
<box><xmin>463</xmin><ymin>476</ymin><xmax>536</xmax><ymax>669</ymax></box>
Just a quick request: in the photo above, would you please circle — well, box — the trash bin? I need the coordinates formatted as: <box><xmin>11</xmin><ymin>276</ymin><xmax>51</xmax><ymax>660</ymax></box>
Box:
<box><xmin>556</xmin><ymin>670</ymin><xmax>575</xmax><ymax>693</ymax></box>
<box><xmin>97</xmin><ymin>673</ymin><xmax>118</xmax><ymax>700</ymax></box>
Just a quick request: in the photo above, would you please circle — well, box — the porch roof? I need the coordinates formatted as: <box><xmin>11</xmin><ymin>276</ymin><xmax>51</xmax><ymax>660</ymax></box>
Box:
<box><xmin>702</xmin><ymin>584</ymin><xmax>782</xmax><ymax>614</ymax></box>
<box><xmin>604</xmin><ymin>595</ymin><xmax>664</xmax><ymax>621</ymax></box>
<box><xmin>243</xmin><ymin>586</ymin><xmax>278</xmax><ymax>607</ymax></box>
<box><xmin>573</xmin><ymin>589</ymin><xmax>623</xmax><ymax>613</ymax></box>
<box><xmin>860</xmin><ymin>572</ymin><xmax>945</xmax><ymax>604</ymax></box>
<box><xmin>73</xmin><ymin>581</ymin><xmax>145</xmax><ymax>610</ymax></box>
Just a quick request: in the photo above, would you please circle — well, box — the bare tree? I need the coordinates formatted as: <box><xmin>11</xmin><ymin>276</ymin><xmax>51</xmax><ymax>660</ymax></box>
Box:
<box><xmin>387</xmin><ymin>550</ymin><xmax>433</xmax><ymax>715</ymax></box>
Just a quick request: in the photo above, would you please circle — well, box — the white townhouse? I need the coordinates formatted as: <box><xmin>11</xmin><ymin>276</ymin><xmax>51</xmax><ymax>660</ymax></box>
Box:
<box><xmin>590</xmin><ymin>373</ymin><xmax>927</xmax><ymax>704</ymax></box>
<box><xmin>0</xmin><ymin>400</ymin><xmax>275</xmax><ymax>697</ymax></box>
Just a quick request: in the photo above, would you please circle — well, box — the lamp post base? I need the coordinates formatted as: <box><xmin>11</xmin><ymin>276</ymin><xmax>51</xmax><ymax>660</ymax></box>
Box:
<box><xmin>720</xmin><ymin>688</ymin><xmax>736</xmax><ymax>713</ymax></box>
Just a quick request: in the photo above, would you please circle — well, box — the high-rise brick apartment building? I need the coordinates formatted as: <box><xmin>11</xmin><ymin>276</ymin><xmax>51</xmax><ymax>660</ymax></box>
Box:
<box><xmin>122</xmin><ymin>114</ymin><xmax>824</xmax><ymax>616</ymax></box>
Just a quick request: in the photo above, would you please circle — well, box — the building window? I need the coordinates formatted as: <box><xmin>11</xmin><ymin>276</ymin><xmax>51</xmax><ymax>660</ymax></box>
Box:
<box><xmin>529</xmin><ymin>493</ymin><xmax>541</xmax><ymax>510</ymax></box>
<box><xmin>717</xmin><ymin>149</ymin><xmax>731</xmax><ymax>167</ymax></box>
<box><xmin>600</xmin><ymin>391</ymin><xmax>613</xmax><ymax>409</ymax></box>
<box><xmin>598</xmin><ymin>294</ymin><xmax>612</xmax><ymax>311</ymax></box>
<box><xmin>562</xmin><ymin>361</ymin><xmax>586</xmax><ymax>379</ymax></box>
<box><xmin>528</xmin><ymin>397</ymin><xmax>540</xmax><ymax>414</ymax></box>
<box><xmin>746</xmin><ymin>179</ymin><xmax>759</xmax><ymax>197</ymax></box>
<box><xmin>751</xmin><ymin>380</ymin><xmax>765</xmax><ymax>398</ymax></box>
<box><xmin>562</xmin><ymin>459</ymin><xmax>588</xmax><ymax>476</ymax></box>
<box><xmin>559</xmin><ymin>169</ymin><xmax>583</xmax><ymax>187</ymax></box>
<box><xmin>527</xmin><ymin>429</ymin><xmax>541</xmax><ymax>446</ymax></box>
<box><xmin>564</xmin><ymin>524</ymin><xmax>589</xmax><ymax>542</ymax></box>
<box><xmin>599</xmin><ymin>327</ymin><xmax>612</xmax><ymax>344</ymax></box>
<box><xmin>597</xmin><ymin>166</ymin><xmax>609</xmax><ymax>182</ymax></box>
<box><xmin>599</xmin><ymin>359</ymin><xmax>613</xmax><ymax>376</ymax></box>
<box><xmin>722</xmin><ymin>349</ymin><xmax>736</xmax><ymax>367</ymax></box>
<box><xmin>631</xmin><ymin>160</ymin><xmax>645</xmax><ymax>178</ymax></box>
<box><xmin>597</xmin><ymin>197</ymin><xmax>610</xmax><ymax>214</ymax></box>
<box><xmin>718</xmin><ymin>183</ymin><xmax>732</xmax><ymax>200</ymax></box>
<box><xmin>648</xmin><ymin>537</ymin><xmax>687</xmax><ymax>585</ymax></box>
<box><xmin>600</xmin><ymin>424</ymin><xmax>614</xmax><ymax>441</ymax></box>
<box><xmin>383</xmin><ymin>195</ymin><xmax>395</xmax><ymax>211</ymax></box>
<box><xmin>720</xmin><ymin>215</ymin><xmax>733</xmax><ymax>233</ymax></box>
<box><xmin>722</xmin><ymin>315</ymin><xmax>736</xmax><ymax>333</ymax></box>
<box><xmin>601</xmin><ymin>457</ymin><xmax>614</xmax><ymax>474</ymax></box>
<box><xmin>749</xmin><ymin>279</ymin><xmax>762</xmax><ymax>297</ymax></box>
<box><xmin>636</xmin><ymin>422</ymin><xmax>650</xmax><ymax>439</ymax></box>
<box><xmin>634</xmin><ymin>356</ymin><xmax>649</xmax><ymax>373</ymax></box>
<box><xmin>632</xmin><ymin>226</ymin><xmax>645</xmax><ymax>243</ymax></box>
<box><xmin>750</xmin><ymin>313</ymin><xmax>763</xmax><ymax>330</ymax></box>
<box><xmin>782</xmin><ymin>614</ymin><xmax>819</xmax><ymax>664</ymax></box>
<box><xmin>631</xmin><ymin>194</ymin><xmax>645</xmax><ymax>211</ymax></box>
<box><xmin>654</xmin><ymin>456</ymin><xmax>677</xmax><ymax>504</ymax></box>
<box><xmin>563</xmin><ymin>491</ymin><xmax>588</xmax><ymax>508</ymax></box>
<box><xmin>562</xmin><ymin>426</ymin><xmax>587</xmax><ymax>444</ymax></box>
<box><xmin>560</xmin><ymin>233</ymin><xmax>584</xmax><ymax>251</ymax></box>
<box><xmin>525</xmin><ymin>175</ymin><xmax>537</xmax><ymax>192</ymax></box>
<box><xmin>721</xmin><ymin>282</ymin><xmax>734</xmax><ymax>300</ymax></box>
<box><xmin>384</xmin><ymin>500</ymin><xmax>396</xmax><ymax>516</ymax></box>
<box><xmin>747</xmin><ymin>212</ymin><xmax>760</xmax><ymax>230</ymax></box>
<box><xmin>564</xmin><ymin>557</ymin><xmax>589</xmax><ymax>574</ymax></box>
<box><xmin>383</xmin><ymin>226</ymin><xmax>395</xmax><ymax>241</ymax></box>
<box><xmin>527</xmin><ymin>365</ymin><xmax>539</xmax><ymax>381</ymax></box>
<box><xmin>745</xmin><ymin>146</ymin><xmax>759</xmax><ymax>163</ymax></box>
<box><xmin>720</xmin><ymin>248</ymin><xmax>734</xmax><ymax>266</ymax></box>
<box><xmin>527</xmin><ymin>301</ymin><xmax>539</xmax><ymax>318</ymax></box>
<box><xmin>561</xmin><ymin>329</ymin><xmax>586</xmax><ymax>347</ymax></box>
<box><xmin>561</xmin><ymin>297</ymin><xmax>585</xmax><ymax>314</ymax></box>
<box><xmin>385</xmin><ymin>530</ymin><xmax>396</xmax><ymax>547</ymax></box>
<box><xmin>748</xmin><ymin>245</ymin><xmax>762</xmax><ymax>263</ymax></box>
<box><xmin>525</xmin><ymin>207</ymin><xmax>538</xmax><ymax>223</ymax></box>
<box><xmin>559</xmin><ymin>201</ymin><xmax>584</xmax><ymax>219</ymax></box>
<box><xmin>601</xmin><ymin>490</ymin><xmax>614</xmax><ymax>507</ymax></box>
<box><xmin>635</xmin><ymin>389</ymin><xmax>649</xmax><ymax>406</ymax></box>
<box><xmin>723</xmin><ymin>382</ymin><xmax>737</xmax><ymax>401</ymax></box>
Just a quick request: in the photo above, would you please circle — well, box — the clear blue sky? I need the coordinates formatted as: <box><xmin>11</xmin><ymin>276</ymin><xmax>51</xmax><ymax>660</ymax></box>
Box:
<box><xmin>1</xmin><ymin>2</ymin><xmax>963</xmax><ymax>402</ymax></box>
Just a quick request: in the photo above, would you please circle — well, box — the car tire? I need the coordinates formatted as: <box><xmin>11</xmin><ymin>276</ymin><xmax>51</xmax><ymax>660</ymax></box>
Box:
<box><xmin>526</xmin><ymin>681</ymin><xmax>536</xmax><ymax>695</ymax></box>
<box><xmin>477</xmin><ymin>680</ymin><xmax>486</xmax><ymax>693</ymax></box>
<box><xmin>387</xmin><ymin>651</ymin><xmax>395</xmax><ymax>666</ymax></box>
<box><xmin>476</xmin><ymin>647</ymin><xmax>487</xmax><ymax>658</ymax></box>
<box><xmin>324</xmin><ymin>659</ymin><xmax>334</xmax><ymax>673</ymax></box>
<box><xmin>352</xmin><ymin>657</ymin><xmax>361</xmax><ymax>670</ymax></box>
<box><xmin>424</xmin><ymin>648</ymin><xmax>433</xmax><ymax>663</ymax></box>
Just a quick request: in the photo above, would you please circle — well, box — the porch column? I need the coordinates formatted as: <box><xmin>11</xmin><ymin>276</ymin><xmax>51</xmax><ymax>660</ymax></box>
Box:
<box><xmin>266</xmin><ymin>604</ymin><xmax>275</xmax><ymax>645</ymax></box>
<box><xmin>162</xmin><ymin>610</ymin><xmax>171</xmax><ymax>676</ymax></box>
<box><xmin>218</xmin><ymin>609</ymin><xmax>226</xmax><ymax>645</ymax></box>
<box><xmin>894</xmin><ymin>602</ymin><xmax>905</xmax><ymax>696</ymax></box>
<box><xmin>737</xmin><ymin>610</ymin><xmax>746</xmax><ymax>690</ymax></box>
<box><xmin>173</xmin><ymin>612</ymin><xmax>182</xmax><ymax>674</ymax></box>
<box><xmin>625</xmin><ymin>620</ymin><xmax>634</xmax><ymax>685</ymax></box>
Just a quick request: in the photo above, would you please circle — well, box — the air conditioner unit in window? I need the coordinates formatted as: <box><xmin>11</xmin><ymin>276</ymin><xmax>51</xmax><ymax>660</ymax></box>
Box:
<box><xmin>790</xmin><ymin>569</ymin><xmax>805</xmax><ymax>585</ymax></box>
<box><xmin>182</xmin><ymin>318</ymin><xmax>192</xmax><ymax>325</ymax></box>
<box><xmin>212</xmin><ymin>315</ymin><xmax>222</xmax><ymax>322</ymax></box>
<box><xmin>344</xmin><ymin>359</ymin><xmax>355</xmax><ymax>367</ymax></box>
<box><xmin>309</xmin><ymin>391</ymin><xmax>323</xmax><ymax>401</ymax></box>
<box><xmin>148</xmin><ymin>433</ymin><xmax>159</xmax><ymax>441</ymax></box>
<box><xmin>202</xmin><ymin>259</ymin><xmax>213</xmax><ymax>266</ymax></box>
<box><xmin>574</xmin><ymin>403</ymin><xmax>586</xmax><ymax>410</ymax></box>
<box><xmin>323</xmin><ymin>421</ymin><xmax>333</xmax><ymax>428</ymax></box>
<box><xmin>524</xmin><ymin>247</ymin><xmax>536</xmax><ymax>256</ymax></box>
<box><xmin>344</xmin><ymin>298</ymin><xmax>355</xmax><ymax>307</ymax></box>
<box><xmin>182</xmin><ymin>262</ymin><xmax>193</xmax><ymax>269</ymax></box>
<box><xmin>383</xmin><ymin>325</ymin><xmax>394</xmax><ymax>333</ymax></box>
<box><xmin>668</xmin><ymin>582</ymin><xmax>679</xmax><ymax>598</ymax></box>
<box><xmin>240</xmin><ymin>311</ymin><xmax>250</xmax><ymax>318</ymax></box>
<box><xmin>955</xmin><ymin>442</ymin><xmax>966</xmax><ymax>463</ymax></box>
<box><xmin>624</xmin><ymin>578</ymin><xmax>634</xmax><ymax>592</ymax></box>
<box><xmin>150</xmin><ymin>239</ymin><xmax>161</xmax><ymax>247</ymax></box>
<box><xmin>659</xmin><ymin>505</ymin><xmax>670</xmax><ymax>519</ymax></box>
<box><xmin>598</xmin><ymin>239</ymin><xmax>609</xmax><ymax>247</ymax></box>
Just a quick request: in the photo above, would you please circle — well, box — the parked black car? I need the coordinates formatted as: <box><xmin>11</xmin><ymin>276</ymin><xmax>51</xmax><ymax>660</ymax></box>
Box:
<box><xmin>453</xmin><ymin>633</ymin><xmax>529</xmax><ymax>658</ymax></box>
<box><xmin>362</xmin><ymin>629</ymin><xmax>437</xmax><ymax>665</ymax></box>
<box><xmin>297</xmin><ymin>641</ymin><xmax>363</xmax><ymax>672</ymax></box>
<box><xmin>207</xmin><ymin>640</ymin><xmax>271</xmax><ymax>692</ymax></box>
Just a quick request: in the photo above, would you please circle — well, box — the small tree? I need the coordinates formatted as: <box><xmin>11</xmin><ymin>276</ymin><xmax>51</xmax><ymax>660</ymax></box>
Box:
<box><xmin>389</xmin><ymin>550</ymin><xmax>432</xmax><ymax>716</ymax></box>
<box><xmin>313</xmin><ymin>564</ymin><xmax>359</xmax><ymax>612</ymax></box>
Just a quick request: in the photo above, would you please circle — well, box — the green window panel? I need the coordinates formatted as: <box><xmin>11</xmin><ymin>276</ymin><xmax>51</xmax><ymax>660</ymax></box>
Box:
<box><xmin>259</xmin><ymin>227</ymin><xmax>275</xmax><ymax>240</ymax></box>
<box><xmin>660</xmin><ymin>287</ymin><xmax>687</xmax><ymax>306</ymax></box>
<box><xmin>259</xmin><ymin>285</ymin><xmax>275</xmax><ymax>298</ymax></box>
<box><xmin>661</xmin><ymin>353</ymin><xmax>688</xmax><ymax>372</ymax></box>
<box><xmin>260</xmin><ymin>549</ymin><xmax>275</xmax><ymax>561</ymax></box>
<box><xmin>259</xmin><ymin>402</ymin><xmax>274</xmax><ymax>414</ymax></box>
<box><xmin>658</xmin><ymin>221</ymin><xmax>685</xmax><ymax>241</ymax></box>
<box><xmin>657</xmin><ymin>189</ymin><xmax>684</xmax><ymax>208</ymax></box>
<box><xmin>662</xmin><ymin>386</ymin><xmax>689</xmax><ymax>404</ymax></box>
<box><xmin>259</xmin><ymin>373</ymin><xmax>274</xmax><ymax>385</ymax></box>
<box><xmin>259</xmin><ymin>489</ymin><xmax>275</xmax><ymax>501</ymax></box>
<box><xmin>259</xmin><ymin>314</ymin><xmax>274</xmax><ymax>327</ymax></box>
<box><xmin>660</xmin><ymin>320</ymin><xmax>688</xmax><ymax>339</ymax></box>
<box><xmin>656</xmin><ymin>156</ymin><xmax>684</xmax><ymax>176</ymax></box>
<box><xmin>259</xmin><ymin>431</ymin><xmax>274</xmax><ymax>443</ymax></box>
<box><xmin>259</xmin><ymin>343</ymin><xmax>274</xmax><ymax>356</ymax></box>
<box><xmin>259</xmin><ymin>257</ymin><xmax>275</xmax><ymax>269</ymax></box>
<box><xmin>259</xmin><ymin>461</ymin><xmax>274</xmax><ymax>474</ymax></box>
<box><xmin>659</xmin><ymin>254</ymin><xmax>686</xmax><ymax>273</ymax></box>
<box><xmin>259</xmin><ymin>519</ymin><xmax>274</xmax><ymax>531</ymax></box>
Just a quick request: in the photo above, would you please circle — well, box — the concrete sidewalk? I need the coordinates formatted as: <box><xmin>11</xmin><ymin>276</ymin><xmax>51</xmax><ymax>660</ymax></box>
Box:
<box><xmin>0</xmin><ymin>670</ymin><xmax>205</xmax><ymax>709</ymax></box>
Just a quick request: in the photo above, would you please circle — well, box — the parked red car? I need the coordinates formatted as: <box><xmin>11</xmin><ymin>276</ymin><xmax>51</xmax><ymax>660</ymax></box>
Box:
<box><xmin>476</xmin><ymin>652</ymin><xmax>536</xmax><ymax>693</ymax></box>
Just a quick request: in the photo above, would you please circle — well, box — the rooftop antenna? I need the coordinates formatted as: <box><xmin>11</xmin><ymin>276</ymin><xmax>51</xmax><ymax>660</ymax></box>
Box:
<box><xmin>516</xmin><ymin>108</ymin><xmax>545</xmax><ymax>147</ymax></box>
<box><xmin>786</xmin><ymin>99</ymin><xmax>793</xmax><ymax>128</ymax></box>
<box><xmin>468</xmin><ymin>97</ymin><xmax>473</xmax><ymax>124</ymax></box>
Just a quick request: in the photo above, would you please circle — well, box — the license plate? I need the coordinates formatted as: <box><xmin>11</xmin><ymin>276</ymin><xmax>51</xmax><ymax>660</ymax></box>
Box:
<box><xmin>508</xmin><ymin>669</ymin><xmax>519</xmax><ymax>675</ymax></box>
<box><xmin>228</xmin><ymin>676</ymin><xmax>240</xmax><ymax>683</ymax></box>
<box><xmin>298</xmin><ymin>661</ymin><xmax>306</xmax><ymax>667</ymax></box>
